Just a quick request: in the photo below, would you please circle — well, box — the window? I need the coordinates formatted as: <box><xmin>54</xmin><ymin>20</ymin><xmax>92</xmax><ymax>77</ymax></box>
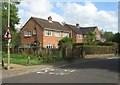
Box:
<box><xmin>46</xmin><ymin>44</ymin><xmax>53</xmax><ymax>49</ymax></box>
<box><xmin>63</xmin><ymin>32</ymin><xmax>69</xmax><ymax>37</ymax></box>
<box><xmin>33</xmin><ymin>30</ymin><xmax>36</xmax><ymax>35</ymax></box>
<box><xmin>55</xmin><ymin>31</ymin><xmax>61</xmax><ymax>37</ymax></box>
<box><xmin>84</xmin><ymin>35</ymin><xmax>87</xmax><ymax>38</ymax></box>
<box><xmin>96</xmin><ymin>35</ymin><xmax>101</xmax><ymax>40</ymax></box>
<box><xmin>78</xmin><ymin>34</ymin><xmax>82</xmax><ymax>39</ymax></box>
<box><xmin>25</xmin><ymin>44</ymin><xmax>31</xmax><ymax>48</ymax></box>
<box><xmin>45</xmin><ymin>30</ymin><xmax>52</xmax><ymax>36</ymax></box>
<box><xmin>24</xmin><ymin>31</ymin><xmax>31</xmax><ymax>37</ymax></box>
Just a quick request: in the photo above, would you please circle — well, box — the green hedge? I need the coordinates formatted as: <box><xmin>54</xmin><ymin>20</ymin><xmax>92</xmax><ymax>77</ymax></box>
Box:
<box><xmin>82</xmin><ymin>46</ymin><xmax>115</xmax><ymax>54</ymax></box>
<box><xmin>73</xmin><ymin>42</ymin><xmax>118</xmax><ymax>47</ymax></box>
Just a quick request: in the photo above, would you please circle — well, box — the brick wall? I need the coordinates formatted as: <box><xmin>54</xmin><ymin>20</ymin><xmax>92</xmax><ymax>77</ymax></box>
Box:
<box><xmin>21</xmin><ymin>18</ymin><xmax>43</xmax><ymax>47</ymax></box>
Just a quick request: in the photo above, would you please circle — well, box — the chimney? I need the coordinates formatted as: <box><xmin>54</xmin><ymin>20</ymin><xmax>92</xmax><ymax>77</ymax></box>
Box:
<box><xmin>76</xmin><ymin>23</ymin><xmax>80</xmax><ymax>28</ymax></box>
<box><xmin>48</xmin><ymin>16</ymin><xmax>52</xmax><ymax>23</ymax></box>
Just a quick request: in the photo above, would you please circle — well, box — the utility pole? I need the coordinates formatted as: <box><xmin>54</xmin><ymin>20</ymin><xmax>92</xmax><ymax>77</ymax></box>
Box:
<box><xmin>7</xmin><ymin>0</ymin><xmax>11</xmax><ymax>70</ymax></box>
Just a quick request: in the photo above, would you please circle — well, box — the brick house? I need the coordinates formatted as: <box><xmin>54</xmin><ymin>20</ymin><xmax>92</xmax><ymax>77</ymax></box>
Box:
<box><xmin>20</xmin><ymin>16</ymin><xmax>70</xmax><ymax>48</ymax></box>
<box><xmin>64</xmin><ymin>23</ymin><xmax>102</xmax><ymax>43</ymax></box>
<box><xmin>20</xmin><ymin>16</ymin><xmax>102</xmax><ymax>48</ymax></box>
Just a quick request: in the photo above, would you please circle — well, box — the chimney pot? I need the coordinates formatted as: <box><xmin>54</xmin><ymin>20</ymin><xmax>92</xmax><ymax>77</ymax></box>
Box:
<box><xmin>76</xmin><ymin>23</ymin><xmax>80</xmax><ymax>28</ymax></box>
<box><xmin>48</xmin><ymin>16</ymin><xmax>52</xmax><ymax>23</ymax></box>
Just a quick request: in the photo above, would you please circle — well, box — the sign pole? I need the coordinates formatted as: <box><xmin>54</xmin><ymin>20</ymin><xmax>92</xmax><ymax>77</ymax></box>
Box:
<box><xmin>7</xmin><ymin>0</ymin><xmax>10</xmax><ymax>70</ymax></box>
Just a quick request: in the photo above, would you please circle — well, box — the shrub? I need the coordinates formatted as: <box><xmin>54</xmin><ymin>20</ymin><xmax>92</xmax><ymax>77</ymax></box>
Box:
<box><xmin>82</xmin><ymin>46</ymin><xmax>114</xmax><ymax>54</ymax></box>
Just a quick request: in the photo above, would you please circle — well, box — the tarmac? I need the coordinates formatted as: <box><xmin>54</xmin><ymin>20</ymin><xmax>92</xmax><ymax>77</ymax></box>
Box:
<box><xmin>2</xmin><ymin>60</ymin><xmax>68</xmax><ymax>78</ymax></box>
<box><xmin>2</xmin><ymin>55</ymin><xmax>119</xmax><ymax>79</ymax></box>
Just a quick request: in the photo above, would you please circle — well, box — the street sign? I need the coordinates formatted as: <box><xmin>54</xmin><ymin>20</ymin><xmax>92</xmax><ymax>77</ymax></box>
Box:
<box><xmin>3</xmin><ymin>27</ymin><xmax>12</xmax><ymax>39</ymax></box>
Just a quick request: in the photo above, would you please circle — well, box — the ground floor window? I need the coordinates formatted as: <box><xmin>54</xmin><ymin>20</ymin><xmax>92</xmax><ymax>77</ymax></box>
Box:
<box><xmin>46</xmin><ymin>44</ymin><xmax>53</xmax><ymax>49</ymax></box>
<box><xmin>25</xmin><ymin>44</ymin><xmax>31</xmax><ymax>48</ymax></box>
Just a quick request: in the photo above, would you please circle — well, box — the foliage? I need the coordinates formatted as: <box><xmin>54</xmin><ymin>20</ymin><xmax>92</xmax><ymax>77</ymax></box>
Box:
<box><xmin>82</xmin><ymin>46</ymin><xmax>115</xmax><ymax>54</ymax></box>
<box><xmin>2</xmin><ymin>2</ymin><xmax>20</xmax><ymax>52</ymax></box>
<box><xmin>2</xmin><ymin>2</ymin><xmax>20</xmax><ymax>32</ymax></box>
<box><xmin>102</xmin><ymin>31</ymin><xmax>114</xmax><ymax>41</ymax></box>
<box><xmin>111</xmin><ymin>33</ymin><xmax>120</xmax><ymax>44</ymax></box>
<box><xmin>73</xmin><ymin>42</ymin><xmax>118</xmax><ymax>47</ymax></box>
<box><xmin>58</xmin><ymin>37</ymin><xmax>73</xmax><ymax>50</ymax></box>
<box><xmin>11</xmin><ymin>31</ymin><xmax>21</xmax><ymax>47</ymax></box>
<box><xmin>85</xmin><ymin>32</ymin><xmax>96</xmax><ymax>44</ymax></box>
<box><xmin>111</xmin><ymin>33</ymin><xmax>120</xmax><ymax>54</ymax></box>
<box><xmin>2</xmin><ymin>52</ymin><xmax>63</xmax><ymax>66</ymax></box>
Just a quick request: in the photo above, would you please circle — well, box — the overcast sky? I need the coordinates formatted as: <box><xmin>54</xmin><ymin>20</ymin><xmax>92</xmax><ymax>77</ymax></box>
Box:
<box><xmin>16</xmin><ymin>0</ymin><xmax>118</xmax><ymax>33</ymax></box>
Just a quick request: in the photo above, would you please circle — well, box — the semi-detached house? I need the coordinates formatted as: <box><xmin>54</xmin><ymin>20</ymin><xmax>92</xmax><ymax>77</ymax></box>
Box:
<box><xmin>20</xmin><ymin>16</ymin><xmax>70</xmax><ymax>49</ymax></box>
<box><xmin>20</xmin><ymin>16</ymin><xmax>102</xmax><ymax>48</ymax></box>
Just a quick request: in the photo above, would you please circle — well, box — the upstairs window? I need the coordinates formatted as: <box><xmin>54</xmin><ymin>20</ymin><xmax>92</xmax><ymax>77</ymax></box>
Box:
<box><xmin>63</xmin><ymin>32</ymin><xmax>69</xmax><ymax>37</ymax></box>
<box><xmin>33</xmin><ymin>30</ymin><xmax>36</xmax><ymax>35</ymax></box>
<box><xmin>24</xmin><ymin>31</ymin><xmax>32</xmax><ymax>37</ymax></box>
<box><xmin>55</xmin><ymin>31</ymin><xmax>61</xmax><ymax>37</ymax></box>
<box><xmin>45</xmin><ymin>30</ymin><xmax>52</xmax><ymax>36</ymax></box>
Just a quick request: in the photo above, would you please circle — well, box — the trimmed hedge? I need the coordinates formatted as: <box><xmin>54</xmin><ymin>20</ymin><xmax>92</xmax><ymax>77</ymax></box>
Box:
<box><xmin>81</xmin><ymin>46</ymin><xmax>115</xmax><ymax>54</ymax></box>
<box><xmin>73</xmin><ymin>42</ymin><xmax>118</xmax><ymax>47</ymax></box>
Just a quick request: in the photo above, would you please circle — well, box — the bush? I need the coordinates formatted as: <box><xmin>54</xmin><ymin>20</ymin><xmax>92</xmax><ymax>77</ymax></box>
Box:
<box><xmin>82</xmin><ymin>46</ymin><xmax>115</xmax><ymax>54</ymax></box>
<box><xmin>73</xmin><ymin>42</ymin><xmax>118</xmax><ymax>47</ymax></box>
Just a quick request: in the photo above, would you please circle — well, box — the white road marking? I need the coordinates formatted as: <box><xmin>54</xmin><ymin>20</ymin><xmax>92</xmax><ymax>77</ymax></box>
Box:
<box><xmin>107</xmin><ymin>57</ymin><xmax>119</xmax><ymax>59</ymax></box>
<box><xmin>36</xmin><ymin>72</ymin><xmax>45</xmax><ymax>74</ymax></box>
<box><xmin>36</xmin><ymin>67</ymin><xmax>76</xmax><ymax>76</ymax></box>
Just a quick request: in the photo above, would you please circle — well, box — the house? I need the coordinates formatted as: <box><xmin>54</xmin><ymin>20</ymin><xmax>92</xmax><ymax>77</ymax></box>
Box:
<box><xmin>64</xmin><ymin>23</ymin><xmax>102</xmax><ymax>43</ymax></box>
<box><xmin>64</xmin><ymin>23</ymin><xmax>83</xmax><ymax>43</ymax></box>
<box><xmin>20</xmin><ymin>16</ymin><xmax>70</xmax><ymax>49</ymax></box>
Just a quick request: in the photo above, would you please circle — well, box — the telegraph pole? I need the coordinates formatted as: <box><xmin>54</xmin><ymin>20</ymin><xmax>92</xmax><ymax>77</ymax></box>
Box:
<box><xmin>7</xmin><ymin>0</ymin><xmax>11</xmax><ymax>70</ymax></box>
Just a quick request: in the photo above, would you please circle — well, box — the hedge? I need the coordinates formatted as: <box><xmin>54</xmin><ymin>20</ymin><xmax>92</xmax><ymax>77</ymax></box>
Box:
<box><xmin>81</xmin><ymin>46</ymin><xmax>116</xmax><ymax>54</ymax></box>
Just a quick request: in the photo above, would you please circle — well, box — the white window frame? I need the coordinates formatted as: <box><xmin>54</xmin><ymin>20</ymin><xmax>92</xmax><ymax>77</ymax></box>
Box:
<box><xmin>45</xmin><ymin>30</ymin><xmax>52</xmax><ymax>36</ymax></box>
<box><xmin>78</xmin><ymin>34</ymin><xmax>82</xmax><ymax>39</ymax></box>
<box><xmin>63</xmin><ymin>32</ymin><xmax>69</xmax><ymax>37</ymax></box>
<box><xmin>25</xmin><ymin>44</ymin><xmax>31</xmax><ymax>48</ymax></box>
<box><xmin>24</xmin><ymin>31</ymin><xmax>32</xmax><ymax>37</ymax></box>
<box><xmin>33</xmin><ymin>30</ymin><xmax>36</xmax><ymax>35</ymax></box>
<box><xmin>46</xmin><ymin>44</ymin><xmax>53</xmax><ymax>49</ymax></box>
<box><xmin>55</xmin><ymin>31</ymin><xmax>61</xmax><ymax>37</ymax></box>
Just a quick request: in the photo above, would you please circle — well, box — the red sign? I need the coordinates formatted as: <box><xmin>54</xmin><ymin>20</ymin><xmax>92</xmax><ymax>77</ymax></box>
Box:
<box><xmin>3</xmin><ymin>27</ymin><xmax>12</xmax><ymax>39</ymax></box>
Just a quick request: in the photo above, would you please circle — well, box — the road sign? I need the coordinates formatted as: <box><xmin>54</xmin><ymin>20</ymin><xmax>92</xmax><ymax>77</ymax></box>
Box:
<box><xmin>4</xmin><ymin>27</ymin><xmax>12</xmax><ymax>39</ymax></box>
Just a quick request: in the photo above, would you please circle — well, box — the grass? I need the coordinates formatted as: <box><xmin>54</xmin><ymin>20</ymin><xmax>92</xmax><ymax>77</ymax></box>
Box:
<box><xmin>2</xmin><ymin>53</ymin><xmax>63</xmax><ymax>66</ymax></box>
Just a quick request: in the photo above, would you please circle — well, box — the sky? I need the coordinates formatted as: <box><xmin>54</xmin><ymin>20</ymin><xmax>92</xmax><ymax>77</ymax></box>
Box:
<box><xmin>16</xmin><ymin>0</ymin><xmax>118</xmax><ymax>33</ymax></box>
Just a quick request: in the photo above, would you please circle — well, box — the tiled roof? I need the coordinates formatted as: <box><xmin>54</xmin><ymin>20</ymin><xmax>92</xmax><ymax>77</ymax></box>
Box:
<box><xmin>80</xmin><ymin>27</ymin><xmax>97</xmax><ymax>35</ymax></box>
<box><xmin>32</xmin><ymin>17</ymin><xmax>69</xmax><ymax>32</ymax></box>
<box><xmin>65</xmin><ymin>24</ymin><xmax>82</xmax><ymax>34</ymax></box>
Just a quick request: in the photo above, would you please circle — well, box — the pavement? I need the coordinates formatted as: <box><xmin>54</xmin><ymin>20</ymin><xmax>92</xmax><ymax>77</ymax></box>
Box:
<box><xmin>2</xmin><ymin>59</ymin><xmax>71</xmax><ymax>78</ymax></box>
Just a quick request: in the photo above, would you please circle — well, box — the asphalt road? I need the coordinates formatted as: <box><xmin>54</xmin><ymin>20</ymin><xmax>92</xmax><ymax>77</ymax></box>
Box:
<box><xmin>2</xmin><ymin>57</ymin><xmax>120</xmax><ymax>83</ymax></box>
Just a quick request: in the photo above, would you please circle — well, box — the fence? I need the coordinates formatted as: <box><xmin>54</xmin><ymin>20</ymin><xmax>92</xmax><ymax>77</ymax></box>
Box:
<box><xmin>10</xmin><ymin>45</ymin><xmax>117</xmax><ymax>59</ymax></box>
<box><xmin>62</xmin><ymin>47</ymin><xmax>84</xmax><ymax>59</ymax></box>
<box><xmin>62</xmin><ymin>46</ymin><xmax>117</xmax><ymax>59</ymax></box>
<box><xmin>10</xmin><ymin>47</ymin><xmax>61</xmax><ymax>57</ymax></box>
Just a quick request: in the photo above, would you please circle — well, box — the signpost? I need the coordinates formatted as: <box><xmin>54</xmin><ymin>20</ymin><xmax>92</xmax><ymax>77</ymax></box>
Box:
<box><xmin>4</xmin><ymin>27</ymin><xmax>12</xmax><ymax>70</ymax></box>
<box><xmin>3</xmin><ymin>0</ymin><xmax>11</xmax><ymax>70</ymax></box>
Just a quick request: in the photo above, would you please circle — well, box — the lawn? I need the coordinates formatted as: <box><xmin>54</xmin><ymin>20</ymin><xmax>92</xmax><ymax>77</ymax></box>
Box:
<box><xmin>2</xmin><ymin>53</ymin><xmax>63</xmax><ymax>66</ymax></box>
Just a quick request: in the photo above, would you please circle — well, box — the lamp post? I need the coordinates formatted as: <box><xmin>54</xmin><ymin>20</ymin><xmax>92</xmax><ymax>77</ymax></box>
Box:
<box><xmin>7</xmin><ymin>0</ymin><xmax>11</xmax><ymax>70</ymax></box>
<box><xmin>7</xmin><ymin>38</ymin><xmax>11</xmax><ymax>70</ymax></box>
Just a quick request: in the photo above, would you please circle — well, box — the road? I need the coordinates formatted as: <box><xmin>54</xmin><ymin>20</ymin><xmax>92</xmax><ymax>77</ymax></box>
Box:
<box><xmin>2</xmin><ymin>57</ymin><xmax>120</xmax><ymax>83</ymax></box>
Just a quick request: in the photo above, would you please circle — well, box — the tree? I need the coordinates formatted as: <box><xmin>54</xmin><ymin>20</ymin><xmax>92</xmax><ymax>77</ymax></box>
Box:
<box><xmin>2</xmin><ymin>2</ymin><xmax>20</xmax><ymax>33</ymax></box>
<box><xmin>58</xmin><ymin>37</ymin><xmax>73</xmax><ymax>50</ymax></box>
<box><xmin>102</xmin><ymin>31</ymin><xmax>114</xmax><ymax>41</ymax></box>
<box><xmin>2</xmin><ymin>2</ymin><xmax>20</xmax><ymax>52</ymax></box>
<box><xmin>111</xmin><ymin>33</ymin><xmax>120</xmax><ymax>54</ymax></box>
<box><xmin>85</xmin><ymin>32</ymin><xmax>96</xmax><ymax>44</ymax></box>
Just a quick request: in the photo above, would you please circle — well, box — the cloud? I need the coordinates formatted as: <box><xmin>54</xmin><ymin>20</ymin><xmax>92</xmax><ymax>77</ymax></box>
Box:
<box><xmin>57</xmin><ymin>2</ymin><xmax>118</xmax><ymax>33</ymax></box>
<box><xmin>17</xmin><ymin>1</ymin><xmax>118</xmax><ymax>33</ymax></box>
<box><xmin>16</xmin><ymin>0</ymin><xmax>64</xmax><ymax>28</ymax></box>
